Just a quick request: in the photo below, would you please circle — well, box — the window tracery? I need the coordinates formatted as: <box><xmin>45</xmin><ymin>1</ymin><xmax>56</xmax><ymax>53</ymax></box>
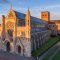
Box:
<box><xmin>6</xmin><ymin>21</ymin><xmax>14</xmax><ymax>29</ymax></box>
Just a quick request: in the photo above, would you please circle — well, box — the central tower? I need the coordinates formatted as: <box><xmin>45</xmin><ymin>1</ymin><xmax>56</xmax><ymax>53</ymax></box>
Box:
<box><xmin>41</xmin><ymin>11</ymin><xmax>50</xmax><ymax>22</ymax></box>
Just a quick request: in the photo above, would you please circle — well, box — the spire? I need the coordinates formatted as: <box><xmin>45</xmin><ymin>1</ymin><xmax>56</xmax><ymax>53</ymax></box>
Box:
<box><xmin>10</xmin><ymin>4</ymin><xmax>13</xmax><ymax>10</ymax></box>
<box><xmin>25</xmin><ymin>8</ymin><xmax>30</xmax><ymax>20</ymax></box>
<box><xmin>27</xmin><ymin>8</ymin><xmax>30</xmax><ymax>15</ymax></box>
<box><xmin>11</xmin><ymin>4</ymin><xmax>12</xmax><ymax>8</ymax></box>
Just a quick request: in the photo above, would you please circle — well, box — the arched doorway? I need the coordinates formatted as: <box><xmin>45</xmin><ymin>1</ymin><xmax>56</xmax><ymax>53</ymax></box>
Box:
<box><xmin>17</xmin><ymin>45</ymin><xmax>21</xmax><ymax>53</ymax></box>
<box><xmin>6</xmin><ymin>42</ymin><xmax>10</xmax><ymax>52</ymax></box>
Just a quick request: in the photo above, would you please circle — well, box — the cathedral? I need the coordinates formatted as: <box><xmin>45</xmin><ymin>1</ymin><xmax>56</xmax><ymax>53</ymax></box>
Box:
<box><xmin>0</xmin><ymin>6</ymin><xmax>59</xmax><ymax>57</ymax></box>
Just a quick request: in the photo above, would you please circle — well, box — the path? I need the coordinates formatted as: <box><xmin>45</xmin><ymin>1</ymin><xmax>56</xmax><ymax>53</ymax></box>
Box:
<box><xmin>0</xmin><ymin>51</ymin><xmax>33</xmax><ymax>60</ymax></box>
<box><xmin>38</xmin><ymin>41</ymin><xmax>60</xmax><ymax>60</ymax></box>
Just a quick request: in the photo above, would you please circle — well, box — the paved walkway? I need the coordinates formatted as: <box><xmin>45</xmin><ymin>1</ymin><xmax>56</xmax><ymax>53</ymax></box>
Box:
<box><xmin>0</xmin><ymin>57</ymin><xmax>8</xmax><ymax>60</ymax></box>
<box><xmin>48</xmin><ymin>42</ymin><xmax>60</xmax><ymax>60</ymax></box>
<box><xmin>48</xmin><ymin>47</ymin><xmax>60</xmax><ymax>60</ymax></box>
<box><xmin>0</xmin><ymin>51</ymin><xmax>33</xmax><ymax>60</ymax></box>
<box><xmin>37</xmin><ymin>41</ymin><xmax>60</xmax><ymax>60</ymax></box>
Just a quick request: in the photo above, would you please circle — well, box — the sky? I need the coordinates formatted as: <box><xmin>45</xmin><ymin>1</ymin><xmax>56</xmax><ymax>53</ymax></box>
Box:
<box><xmin>0</xmin><ymin>0</ymin><xmax>60</xmax><ymax>22</ymax></box>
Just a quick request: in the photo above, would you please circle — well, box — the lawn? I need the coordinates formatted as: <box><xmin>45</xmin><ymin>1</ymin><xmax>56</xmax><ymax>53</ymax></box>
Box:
<box><xmin>32</xmin><ymin>36</ymin><xmax>60</xmax><ymax>58</ymax></box>
<box><xmin>43</xmin><ymin>47</ymin><xmax>58</xmax><ymax>60</ymax></box>
<box><xmin>43</xmin><ymin>42</ymin><xmax>60</xmax><ymax>60</ymax></box>
<box><xmin>52</xmin><ymin>50</ymin><xmax>60</xmax><ymax>60</ymax></box>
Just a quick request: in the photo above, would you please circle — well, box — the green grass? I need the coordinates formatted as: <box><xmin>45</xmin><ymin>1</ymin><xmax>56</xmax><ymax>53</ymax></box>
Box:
<box><xmin>52</xmin><ymin>50</ymin><xmax>60</xmax><ymax>60</ymax></box>
<box><xmin>32</xmin><ymin>36</ymin><xmax>60</xmax><ymax>57</ymax></box>
<box><xmin>43</xmin><ymin>46</ymin><xmax>59</xmax><ymax>60</ymax></box>
<box><xmin>44</xmin><ymin>42</ymin><xmax>60</xmax><ymax>60</ymax></box>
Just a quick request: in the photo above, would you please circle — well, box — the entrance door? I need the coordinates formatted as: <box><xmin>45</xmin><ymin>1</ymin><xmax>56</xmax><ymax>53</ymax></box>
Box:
<box><xmin>17</xmin><ymin>46</ymin><xmax>21</xmax><ymax>53</ymax></box>
<box><xmin>6</xmin><ymin>42</ymin><xmax>10</xmax><ymax>52</ymax></box>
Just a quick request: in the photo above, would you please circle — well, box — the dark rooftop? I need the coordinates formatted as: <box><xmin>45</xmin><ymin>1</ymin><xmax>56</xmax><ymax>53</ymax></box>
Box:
<box><xmin>14</xmin><ymin>11</ymin><xmax>47</xmax><ymax>24</ymax></box>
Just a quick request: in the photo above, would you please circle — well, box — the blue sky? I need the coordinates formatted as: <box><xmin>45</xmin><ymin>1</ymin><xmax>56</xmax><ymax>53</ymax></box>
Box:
<box><xmin>0</xmin><ymin>0</ymin><xmax>60</xmax><ymax>22</ymax></box>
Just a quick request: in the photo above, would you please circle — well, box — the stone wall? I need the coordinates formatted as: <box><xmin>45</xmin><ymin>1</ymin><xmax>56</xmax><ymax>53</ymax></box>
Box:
<box><xmin>0</xmin><ymin>30</ymin><xmax>52</xmax><ymax>57</ymax></box>
<box><xmin>31</xmin><ymin>30</ymin><xmax>52</xmax><ymax>51</ymax></box>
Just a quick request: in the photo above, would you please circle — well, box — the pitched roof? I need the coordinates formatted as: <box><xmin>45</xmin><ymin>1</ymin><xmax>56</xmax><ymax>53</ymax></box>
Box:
<box><xmin>14</xmin><ymin>11</ymin><xmax>47</xmax><ymax>24</ymax></box>
<box><xmin>14</xmin><ymin>11</ymin><xmax>25</xmax><ymax>19</ymax></box>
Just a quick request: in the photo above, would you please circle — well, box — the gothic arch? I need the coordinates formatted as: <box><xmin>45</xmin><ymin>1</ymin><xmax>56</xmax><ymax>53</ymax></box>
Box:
<box><xmin>4</xmin><ymin>40</ymin><xmax>11</xmax><ymax>52</ymax></box>
<box><xmin>16</xmin><ymin>39</ymin><xmax>24</xmax><ymax>54</ymax></box>
<box><xmin>16</xmin><ymin>43</ymin><xmax>24</xmax><ymax>54</ymax></box>
<box><xmin>17</xmin><ymin>45</ymin><xmax>21</xmax><ymax>53</ymax></box>
<box><xmin>6</xmin><ymin>42</ymin><xmax>10</xmax><ymax>52</ymax></box>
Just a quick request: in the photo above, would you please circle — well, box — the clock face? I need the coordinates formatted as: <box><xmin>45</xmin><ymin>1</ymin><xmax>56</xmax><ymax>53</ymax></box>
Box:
<box><xmin>6</xmin><ymin>21</ymin><xmax>14</xmax><ymax>30</ymax></box>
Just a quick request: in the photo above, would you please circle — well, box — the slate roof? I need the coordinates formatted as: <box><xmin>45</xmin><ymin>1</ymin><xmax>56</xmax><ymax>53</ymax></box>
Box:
<box><xmin>14</xmin><ymin>11</ymin><xmax>47</xmax><ymax>24</ymax></box>
<box><xmin>14</xmin><ymin>11</ymin><xmax>48</xmax><ymax>33</ymax></box>
<box><xmin>14</xmin><ymin>11</ymin><xmax>25</xmax><ymax>19</ymax></box>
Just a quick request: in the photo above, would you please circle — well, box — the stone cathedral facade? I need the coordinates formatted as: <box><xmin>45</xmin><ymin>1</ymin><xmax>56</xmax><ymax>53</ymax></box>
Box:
<box><xmin>0</xmin><ymin>6</ymin><xmax>53</xmax><ymax>57</ymax></box>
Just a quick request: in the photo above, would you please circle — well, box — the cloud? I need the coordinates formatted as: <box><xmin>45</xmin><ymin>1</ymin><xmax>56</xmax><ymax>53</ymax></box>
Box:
<box><xmin>29</xmin><ymin>4</ymin><xmax>60</xmax><ymax>19</ymax></box>
<box><xmin>50</xmin><ymin>12</ymin><xmax>60</xmax><ymax>20</ymax></box>
<box><xmin>0</xmin><ymin>2</ymin><xmax>60</xmax><ymax>20</ymax></box>
<box><xmin>31</xmin><ymin>4</ymin><xmax>60</xmax><ymax>11</ymax></box>
<box><xmin>45</xmin><ymin>4</ymin><xmax>60</xmax><ymax>9</ymax></box>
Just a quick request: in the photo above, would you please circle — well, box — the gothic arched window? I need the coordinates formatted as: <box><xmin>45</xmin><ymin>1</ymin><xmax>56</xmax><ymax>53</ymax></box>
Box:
<box><xmin>6</xmin><ymin>21</ymin><xmax>14</xmax><ymax>30</ymax></box>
